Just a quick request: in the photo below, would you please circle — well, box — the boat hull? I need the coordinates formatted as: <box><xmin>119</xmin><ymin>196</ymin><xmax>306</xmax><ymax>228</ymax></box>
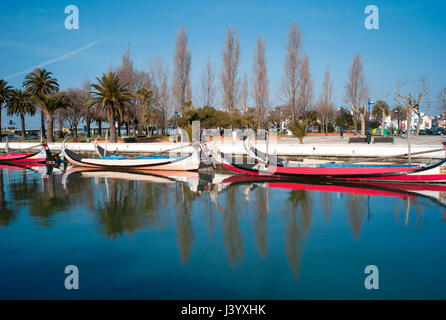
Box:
<box><xmin>219</xmin><ymin>160</ymin><xmax>446</xmax><ymax>183</ymax></box>
<box><xmin>63</xmin><ymin>147</ymin><xmax>200</xmax><ymax>171</ymax></box>
<box><xmin>0</xmin><ymin>148</ymin><xmax>50</xmax><ymax>164</ymax></box>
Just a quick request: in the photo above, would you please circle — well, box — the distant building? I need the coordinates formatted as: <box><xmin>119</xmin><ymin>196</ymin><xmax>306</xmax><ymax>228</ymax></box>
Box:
<box><xmin>411</xmin><ymin>113</ymin><xmax>433</xmax><ymax>130</ymax></box>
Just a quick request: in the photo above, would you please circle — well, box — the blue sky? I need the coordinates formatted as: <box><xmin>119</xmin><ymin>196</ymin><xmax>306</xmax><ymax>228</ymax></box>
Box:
<box><xmin>1</xmin><ymin>0</ymin><xmax>445</xmax><ymax>129</ymax></box>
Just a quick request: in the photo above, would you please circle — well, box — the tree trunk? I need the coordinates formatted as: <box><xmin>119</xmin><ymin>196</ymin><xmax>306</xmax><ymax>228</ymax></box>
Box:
<box><xmin>0</xmin><ymin>103</ymin><xmax>2</xmax><ymax>138</ymax></box>
<box><xmin>416</xmin><ymin>115</ymin><xmax>421</xmax><ymax>135</ymax></box>
<box><xmin>41</xmin><ymin>110</ymin><xmax>46</xmax><ymax>138</ymax></box>
<box><xmin>381</xmin><ymin>109</ymin><xmax>385</xmax><ymax>135</ymax></box>
<box><xmin>108</xmin><ymin>110</ymin><xmax>117</xmax><ymax>143</ymax></box>
<box><xmin>407</xmin><ymin>111</ymin><xmax>412</xmax><ymax>164</ymax></box>
<box><xmin>86</xmin><ymin>115</ymin><xmax>91</xmax><ymax>138</ymax></box>
<box><xmin>117</xmin><ymin>121</ymin><xmax>121</xmax><ymax>138</ymax></box>
<box><xmin>73</xmin><ymin>125</ymin><xmax>78</xmax><ymax>139</ymax></box>
<box><xmin>126</xmin><ymin>122</ymin><xmax>130</xmax><ymax>136</ymax></box>
<box><xmin>20</xmin><ymin>113</ymin><xmax>26</xmax><ymax>140</ymax></box>
<box><xmin>360</xmin><ymin>116</ymin><xmax>366</xmax><ymax>136</ymax></box>
<box><xmin>45</xmin><ymin>113</ymin><xmax>54</xmax><ymax>143</ymax></box>
<box><xmin>58</xmin><ymin>118</ymin><xmax>64</xmax><ymax>138</ymax></box>
<box><xmin>98</xmin><ymin>120</ymin><xmax>102</xmax><ymax>136</ymax></box>
<box><xmin>353</xmin><ymin>118</ymin><xmax>358</xmax><ymax>135</ymax></box>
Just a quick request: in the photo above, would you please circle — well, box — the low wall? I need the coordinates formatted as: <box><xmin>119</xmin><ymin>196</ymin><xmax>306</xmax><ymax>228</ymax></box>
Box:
<box><xmin>1</xmin><ymin>141</ymin><xmax>444</xmax><ymax>159</ymax></box>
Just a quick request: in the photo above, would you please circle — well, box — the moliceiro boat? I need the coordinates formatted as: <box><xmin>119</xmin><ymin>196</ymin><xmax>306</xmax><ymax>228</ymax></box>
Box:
<box><xmin>210</xmin><ymin>138</ymin><xmax>446</xmax><ymax>183</ymax></box>
<box><xmin>62</xmin><ymin>142</ymin><xmax>201</xmax><ymax>171</ymax></box>
<box><xmin>0</xmin><ymin>143</ymin><xmax>55</xmax><ymax>164</ymax></box>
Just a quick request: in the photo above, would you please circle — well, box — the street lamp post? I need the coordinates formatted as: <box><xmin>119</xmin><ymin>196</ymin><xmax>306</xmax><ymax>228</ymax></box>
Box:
<box><xmin>367</xmin><ymin>98</ymin><xmax>375</xmax><ymax>134</ymax></box>
<box><xmin>337</xmin><ymin>106</ymin><xmax>345</xmax><ymax>138</ymax></box>
<box><xmin>174</xmin><ymin>110</ymin><xmax>179</xmax><ymax>143</ymax></box>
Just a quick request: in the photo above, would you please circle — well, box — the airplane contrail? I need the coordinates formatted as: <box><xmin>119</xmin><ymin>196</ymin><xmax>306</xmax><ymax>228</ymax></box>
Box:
<box><xmin>4</xmin><ymin>35</ymin><xmax>112</xmax><ymax>80</ymax></box>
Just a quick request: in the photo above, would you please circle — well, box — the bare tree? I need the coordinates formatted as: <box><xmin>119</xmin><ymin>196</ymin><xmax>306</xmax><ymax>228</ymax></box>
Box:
<box><xmin>345</xmin><ymin>53</ymin><xmax>368</xmax><ymax>135</ymax></box>
<box><xmin>241</xmin><ymin>73</ymin><xmax>248</xmax><ymax>110</ymax></box>
<box><xmin>280</xmin><ymin>21</ymin><xmax>302</xmax><ymax>122</ymax></box>
<box><xmin>221</xmin><ymin>26</ymin><xmax>241</xmax><ymax>118</ymax></box>
<box><xmin>394</xmin><ymin>77</ymin><xmax>429</xmax><ymax>163</ymax></box>
<box><xmin>394</xmin><ymin>77</ymin><xmax>430</xmax><ymax>139</ymax></box>
<box><xmin>251</xmin><ymin>35</ymin><xmax>269</xmax><ymax>129</ymax></box>
<box><xmin>150</xmin><ymin>58</ymin><xmax>170</xmax><ymax>134</ymax></box>
<box><xmin>296</xmin><ymin>53</ymin><xmax>313</xmax><ymax>118</ymax></box>
<box><xmin>116</xmin><ymin>48</ymin><xmax>139</xmax><ymax>136</ymax></box>
<box><xmin>117</xmin><ymin>48</ymin><xmax>136</xmax><ymax>88</ymax></box>
<box><xmin>318</xmin><ymin>65</ymin><xmax>334</xmax><ymax>134</ymax></box>
<box><xmin>81</xmin><ymin>79</ymin><xmax>94</xmax><ymax>137</ymax></box>
<box><xmin>172</xmin><ymin>27</ymin><xmax>192</xmax><ymax>115</ymax></box>
<box><xmin>198</xmin><ymin>55</ymin><xmax>217</xmax><ymax>107</ymax></box>
<box><xmin>412</xmin><ymin>77</ymin><xmax>431</xmax><ymax>135</ymax></box>
<box><xmin>63</xmin><ymin>88</ymin><xmax>88</xmax><ymax>139</ymax></box>
<box><xmin>439</xmin><ymin>86</ymin><xmax>446</xmax><ymax>113</ymax></box>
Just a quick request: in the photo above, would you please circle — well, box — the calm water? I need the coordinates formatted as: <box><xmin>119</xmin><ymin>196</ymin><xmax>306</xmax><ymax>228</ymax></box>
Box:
<box><xmin>0</xmin><ymin>165</ymin><xmax>446</xmax><ymax>299</ymax></box>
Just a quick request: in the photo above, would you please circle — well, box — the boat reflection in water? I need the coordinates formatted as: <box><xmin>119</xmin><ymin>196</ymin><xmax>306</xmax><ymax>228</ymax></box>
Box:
<box><xmin>1</xmin><ymin>165</ymin><xmax>446</xmax><ymax>297</ymax></box>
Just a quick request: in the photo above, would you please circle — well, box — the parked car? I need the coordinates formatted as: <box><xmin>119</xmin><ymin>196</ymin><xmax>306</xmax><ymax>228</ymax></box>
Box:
<box><xmin>419</xmin><ymin>129</ymin><xmax>433</xmax><ymax>135</ymax></box>
<box><xmin>433</xmin><ymin>127</ymin><xmax>446</xmax><ymax>135</ymax></box>
<box><xmin>1</xmin><ymin>134</ymin><xmax>21</xmax><ymax>141</ymax></box>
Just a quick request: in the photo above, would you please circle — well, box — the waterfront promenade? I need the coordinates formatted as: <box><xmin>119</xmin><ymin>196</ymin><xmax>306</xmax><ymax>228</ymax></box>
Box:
<box><xmin>1</xmin><ymin>135</ymin><xmax>445</xmax><ymax>159</ymax></box>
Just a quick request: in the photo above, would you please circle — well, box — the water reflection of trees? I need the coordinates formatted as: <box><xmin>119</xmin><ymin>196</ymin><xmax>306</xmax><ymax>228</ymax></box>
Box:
<box><xmin>222</xmin><ymin>185</ymin><xmax>243</xmax><ymax>268</ymax></box>
<box><xmin>321</xmin><ymin>192</ymin><xmax>332</xmax><ymax>224</ymax></box>
<box><xmin>253</xmin><ymin>185</ymin><xmax>269</xmax><ymax>258</ymax></box>
<box><xmin>5</xmin><ymin>168</ymin><xmax>71</xmax><ymax>226</ymax></box>
<box><xmin>4</xmin><ymin>167</ymin><xmax>444</xmax><ymax>280</ymax></box>
<box><xmin>198</xmin><ymin>173</ymin><xmax>219</xmax><ymax>239</ymax></box>
<box><xmin>345</xmin><ymin>194</ymin><xmax>366</xmax><ymax>241</ymax></box>
<box><xmin>0</xmin><ymin>169</ymin><xmax>15</xmax><ymax>226</ymax></box>
<box><xmin>67</xmin><ymin>172</ymin><xmax>196</xmax><ymax>264</ymax></box>
<box><xmin>392</xmin><ymin>197</ymin><xmax>426</xmax><ymax>228</ymax></box>
<box><xmin>92</xmin><ymin>178</ymin><xmax>170</xmax><ymax>239</ymax></box>
<box><xmin>282</xmin><ymin>189</ymin><xmax>313</xmax><ymax>279</ymax></box>
<box><xmin>173</xmin><ymin>181</ymin><xmax>195</xmax><ymax>264</ymax></box>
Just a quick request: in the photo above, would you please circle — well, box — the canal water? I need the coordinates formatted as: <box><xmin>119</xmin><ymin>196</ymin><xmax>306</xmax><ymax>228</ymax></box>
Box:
<box><xmin>0</xmin><ymin>165</ymin><xmax>445</xmax><ymax>299</ymax></box>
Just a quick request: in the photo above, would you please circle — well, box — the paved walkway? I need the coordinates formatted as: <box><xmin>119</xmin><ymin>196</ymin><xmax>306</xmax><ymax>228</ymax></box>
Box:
<box><xmin>278</xmin><ymin>135</ymin><xmax>446</xmax><ymax>145</ymax></box>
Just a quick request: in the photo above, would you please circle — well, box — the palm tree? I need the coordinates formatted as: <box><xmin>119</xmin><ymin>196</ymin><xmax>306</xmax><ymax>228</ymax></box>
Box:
<box><xmin>372</xmin><ymin>100</ymin><xmax>389</xmax><ymax>135</ymax></box>
<box><xmin>88</xmin><ymin>72</ymin><xmax>133</xmax><ymax>143</ymax></box>
<box><xmin>41</xmin><ymin>94</ymin><xmax>69</xmax><ymax>142</ymax></box>
<box><xmin>22</xmin><ymin>68</ymin><xmax>59</xmax><ymax>138</ymax></box>
<box><xmin>0</xmin><ymin>79</ymin><xmax>13</xmax><ymax>138</ymax></box>
<box><xmin>6</xmin><ymin>89</ymin><xmax>36</xmax><ymax>140</ymax></box>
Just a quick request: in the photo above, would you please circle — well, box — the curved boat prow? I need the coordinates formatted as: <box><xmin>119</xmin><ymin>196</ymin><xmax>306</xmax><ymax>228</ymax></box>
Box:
<box><xmin>63</xmin><ymin>141</ymin><xmax>201</xmax><ymax>171</ymax></box>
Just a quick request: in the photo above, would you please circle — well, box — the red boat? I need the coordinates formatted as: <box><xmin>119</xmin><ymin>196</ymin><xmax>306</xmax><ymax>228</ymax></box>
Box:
<box><xmin>211</xmin><ymin>142</ymin><xmax>446</xmax><ymax>183</ymax></box>
<box><xmin>0</xmin><ymin>143</ymin><xmax>54</xmax><ymax>164</ymax></box>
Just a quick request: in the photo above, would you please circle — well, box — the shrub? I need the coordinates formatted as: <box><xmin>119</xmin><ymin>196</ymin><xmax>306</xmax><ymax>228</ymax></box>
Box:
<box><xmin>288</xmin><ymin>120</ymin><xmax>307</xmax><ymax>143</ymax></box>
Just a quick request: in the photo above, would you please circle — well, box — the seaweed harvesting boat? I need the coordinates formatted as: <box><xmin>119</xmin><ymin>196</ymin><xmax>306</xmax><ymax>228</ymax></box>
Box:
<box><xmin>62</xmin><ymin>142</ymin><xmax>201</xmax><ymax>171</ymax></box>
<box><xmin>209</xmin><ymin>137</ymin><xmax>446</xmax><ymax>183</ymax></box>
<box><xmin>0</xmin><ymin>143</ymin><xmax>55</xmax><ymax>164</ymax></box>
